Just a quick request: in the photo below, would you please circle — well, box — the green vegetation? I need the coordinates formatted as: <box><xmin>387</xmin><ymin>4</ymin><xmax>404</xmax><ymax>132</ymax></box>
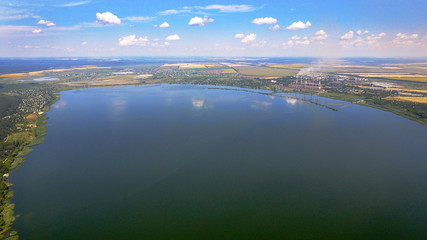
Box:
<box><xmin>234</xmin><ymin>66</ymin><xmax>297</xmax><ymax>77</ymax></box>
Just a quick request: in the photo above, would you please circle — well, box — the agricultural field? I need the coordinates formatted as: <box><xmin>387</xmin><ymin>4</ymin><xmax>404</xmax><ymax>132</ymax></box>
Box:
<box><xmin>0</xmin><ymin>65</ymin><xmax>110</xmax><ymax>78</ymax></box>
<box><xmin>346</xmin><ymin>73</ymin><xmax>427</xmax><ymax>83</ymax></box>
<box><xmin>161</xmin><ymin>63</ymin><xmax>222</xmax><ymax>69</ymax></box>
<box><xmin>233</xmin><ymin>66</ymin><xmax>298</xmax><ymax>77</ymax></box>
<box><xmin>267</xmin><ymin>64</ymin><xmax>308</xmax><ymax>69</ymax></box>
<box><xmin>384</xmin><ymin>96</ymin><xmax>427</xmax><ymax>104</ymax></box>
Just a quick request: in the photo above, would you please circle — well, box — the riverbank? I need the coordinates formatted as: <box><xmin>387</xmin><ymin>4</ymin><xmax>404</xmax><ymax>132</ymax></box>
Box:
<box><xmin>1</xmin><ymin>82</ymin><xmax>426</xmax><ymax>239</ymax></box>
<box><xmin>0</xmin><ymin>93</ymin><xmax>59</xmax><ymax>240</ymax></box>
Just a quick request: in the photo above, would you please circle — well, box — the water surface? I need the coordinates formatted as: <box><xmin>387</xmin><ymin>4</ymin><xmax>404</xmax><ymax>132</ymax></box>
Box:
<box><xmin>10</xmin><ymin>85</ymin><xmax>427</xmax><ymax>239</ymax></box>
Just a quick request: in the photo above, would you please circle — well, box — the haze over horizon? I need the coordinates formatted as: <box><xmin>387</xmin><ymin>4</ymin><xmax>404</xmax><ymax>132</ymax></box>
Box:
<box><xmin>1</xmin><ymin>0</ymin><xmax>426</xmax><ymax>58</ymax></box>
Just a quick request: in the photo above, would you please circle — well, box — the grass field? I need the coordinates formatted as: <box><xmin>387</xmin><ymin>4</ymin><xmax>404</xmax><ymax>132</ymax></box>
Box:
<box><xmin>234</xmin><ymin>66</ymin><xmax>297</xmax><ymax>77</ymax></box>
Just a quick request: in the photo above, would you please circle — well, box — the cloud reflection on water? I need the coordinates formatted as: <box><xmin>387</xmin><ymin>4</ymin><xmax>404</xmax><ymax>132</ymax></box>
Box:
<box><xmin>284</xmin><ymin>98</ymin><xmax>298</xmax><ymax>105</ymax></box>
<box><xmin>250</xmin><ymin>100</ymin><xmax>272</xmax><ymax>110</ymax></box>
<box><xmin>192</xmin><ymin>97</ymin><xmax>205</xmax><ymax>108</ymax></box>
<box><xmin>52</xmin><ymin>100</ymin><xmax>67</xmax><ymax>109</ymax></box>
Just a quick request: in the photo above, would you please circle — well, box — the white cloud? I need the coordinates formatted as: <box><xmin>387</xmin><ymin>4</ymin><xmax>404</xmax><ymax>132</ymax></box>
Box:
<box><xmin>164</xmin><ymin>41</ymin><xmax>170</xmax><ymax>46</ymax></box>
<box><xmin>188</xmin><ymin>16</ymin><xmax>214</xmax><ymax>26</ymax></box>
<box><xmin>37</xmin><ymin>19</ymin><xmax>56</xmax><ymax>27</ymax></box>
<box><xmin>235</xmin><ymin>33</ymin><xmax>244</xmax><ymax>39</ymax></box>
<box><xmin>0</xmin><ymin>25</ymin><xmax>36</xmax><ymax>36</ymax></box>
<box><xmin>119</xmin><ymin>35</ymin><xmax>149</xmax><ymax>46</ymax></box>
<box><xmin>365</xmin><ymin>33</ymin><xmax>386</xmax><ymax>41</ymax></box>
<box><xmin>203</xmin><ymin>16</ymin><xmax>214</xmax><ymax>23</ymax></box>
<box><xmin>269</xmin><ymin>24</ymin><xmax>280</xmax><ymax>31</ymax></box>
<box><xmin>123</xmin><ymin>16</ymin><xmax>155</xmax><ymax>22</ymax></box>
<box><xmin>58</xmin><ymin>1</ymin><xmax>91</xmax><ymax>7</ymax></box>
<box><xmin>340</xmin><ymin>32</ymin><xmax>387</xmax><ymax>48</ymax></box>
<box><xmin>312</xmin><ymin>30</ymin><xmax>328</xmax><ymax>40</ymax></box>
<box><xmin>286</xmin><ymin>21</ymin><xmax>311</xmax><ymax>30</ymax></box>
<box><xmin>252</xmin><ymin>17</ymin><xmax>277</xmax><ymax>25</ymax></box>
<box><xmin>393</xmin><ymin>33</ymin><xmax>419</xmax><ymax>45</ymax></box>
<box><xmin>159</xmin><ymin>9</ymin><xmax>190</xmax><ymax>15</ymax></box>
<box><xmin>340</xmin><ymin>30</ymin><xmax>354</xmax><ymax>40</ymax></box>
<box><xmin>357</xmin><ymin>30</ymin><xmax>369</xmax><ymax>35</ymax></box>
<box><xmin>241</xmin><ymin>33</ymin><xmax>256</xmax><ymax>43</ymax></box>
<box><xmin>159</xmin><ymin>21</ymin><xmax>170</xmax><ymax>28</ymax></box>
<box><xmin>296</xmin><ymin>40</ymin><xmax>310</xmax><ymax>45</ymax></box>
<box><xmin>96</xmin><ymin>11</ymin><xmax>121</xmax><ymax>25</ymax></box>
<box><xmin>32</xmin><ymin>28</ymin><xmax>42</xmax><ymax>34</ymax></box>
<box><xmin>283</xmin><ymin>36</ymin><xmax>312</xmax><ymax>47</ymax></box>
<box><xmin>81</xmin><ymin>41</ymin><xmax>87</xmax><ymax>45</ymax></box>
<box><xmin>282</xmin><ymin>40</ymin><xmax>294</xmax><ymax>46</ymax></box>
<box><xmin>204</xmin><ymin>4</ymin><xmax>255</xmax><ymax>12</ymax></box>
<box><xmin>166</xmin><ymin>34</ymin><xmax>180</xmax><ymax>41</ymax></box>
<box><xmin>0</xmin><ymin>15</ymin><xmax>31</xmax><ymax>20</ymax></box>
<box><xmin>189</xmin><ymin>17</ymin><xmax>204</xmax><ymax>26</ymax></box>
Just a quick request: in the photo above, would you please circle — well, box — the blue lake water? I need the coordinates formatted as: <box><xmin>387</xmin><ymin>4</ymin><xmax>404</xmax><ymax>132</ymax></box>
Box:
<box><xmin>10</xmin><ymin>84</ymin><xmax>427</xmax><ymax>239</ymax></box>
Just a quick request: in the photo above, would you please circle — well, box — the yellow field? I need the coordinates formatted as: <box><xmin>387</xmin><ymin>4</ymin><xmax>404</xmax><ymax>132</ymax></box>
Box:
<box><xmin>234</xmin><ymin>66</ymin><xmax>297</xmax><ymax>77</ymax></box>
<box><xmin>355</xmin><ymin>85</ymin><xmax>427</xmax><ymax>93</ymax></box>
<box><xmin>62</xmin><ymin>78</ymin><xmax>140</xmax><ymax>87</ymax></box>
<box><xmin>385</xmin><ymin>96</ymin><xmax>427</xmax><ymax>104</ymax></box>
<box><xmin>347</xmin><ymin>73</ymin><xmax>427</xmax><ymax>83</ymax></box>
<box><xmin>392</xmin><ymin>88</ymin><xmax>427</xmax><ymax>93</ymax></box>
<box><xmin>268</xmin><ymin>64</ymin><xmax>307</xmax><ymax>69</ymax></box>
<box><xmin>83</xmin><ymin>65</ymin><xmax>110</xmax><ymax>69</ymax></box>
<box><xmin>386</xmin><ymin>77</ymin><xmax>427</xmax><ymax>83</ymax></box>
<box><xmin>162</xmin><ymin>63</ymin><xmax>221</xmax><ymax>69</ymax></box>
<box><xmin>0</xmin><ymin>65</ymin><xmax>111</xmax><ymax>78</ymax></box>
<box><xmin>347</xmin><ymin>73</ymin><xmax>427</xmax><ymax>78</ymax></box>
<box><xmin>0</xmin><ymin>73</ymin><xmax>42</xmax><ymax>78</ymax></box>
<box><xmin>221</xmin><ymin>68</ymin><xmax>237</xmax><ymax>73</ymax></box>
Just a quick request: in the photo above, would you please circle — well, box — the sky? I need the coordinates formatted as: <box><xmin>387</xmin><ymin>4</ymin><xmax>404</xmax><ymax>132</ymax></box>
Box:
<box><xmin>1</xmin><ymin>0</ymin><xmax>427</xmax><ymax>58</ymax></box>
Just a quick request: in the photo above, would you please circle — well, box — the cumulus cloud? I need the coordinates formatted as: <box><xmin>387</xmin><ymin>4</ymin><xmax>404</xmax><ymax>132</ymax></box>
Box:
<box><xmin>283</xmin><ymin>36</ymin><xmax>311</xmax><ymax>47</ymax></box>
<box><xmin>365</xmin><ymin>33</ymin><xmax>386</xmax><ymax>41</ymax></box>
<box><xmin>235</xmin><ymin>33</ymin><xmax>244</xmax><ymax>39</ymax></box>
<box><xmin>188</xmin><ymin>16</ymin><xmax>214</xmax><ymax>26</ymax></box>
<box><xmin>252</xmin><ymin>17</ymin><xmax>277</xmax><ymax>25</ymax></box>
<box><xmin>119</xmin><ymin>35</ymin><xmax>149</xmax><ymax>46</ymax></box>
<box><xmin>269</xmin><ymin>24</ymin><xmax>280</xmax><ymax>31</ymax></box>
<box><xmin>204</xmin><ymin>4</ymin><xmax>255</xmax><ymax>12</ymax></box>
<box><xmin>159</xmin><ymin>21</ymin><xmax>170</xmax><ymax>28</ymax></box>
<box><xmin>96</xmin><ymin>11</ymin><xmax>121</xmax><ymax>25</ymax></box>
<box><xmin>340</xmin><ymin>30</ymin><xmax>354</xmax><ymax>40</ymax></box>
<box><xmin>241</xmin><ymin>33</ymin><xmax>256</xmax><ymax>43</ymax></box>
<box><xmin>286</xmin><ymin>21</ymin><xmax>311</xmax><ymax>30</ymax></box>
<box><xmin>393</xmin><ymin>33</ymin><xmax>419</xmax><ymax>45</ymax></box>
<box><xmin>81</xmin><ymin>41</ymin><xmax>87</xmax><ymax>45</ymax></box>
<box><xmin>312</xmin><ymin>30</ymin><xmax>328</xmax><ymax>40</ymax></box>
<box><xmin>37</xmin><ymin>19</ymin><xmax>55</xmax><ymax>27</ymax></box>
<box><xmin>357</xmin><ymin>30</ymin><xmax>369</xmax><ymax>35</ymax></box>
<box><xmin>296</xmin><ymin>39</ymin><xmax>310</xmax><ymax>45</ymax></box>
<box><xmin>340</xmin><ymin>32</ymin><xmax>387</xmax><ymax>47</ymax></box>
<box><xmin>166</xmin><ymin>34</ymin><xmax>180</xmax><ymax>41</ymax></box>
<box><xmin>32</xmin><ymin>28</ymin><xmax>42</xmax><ymax>34</ymax></box>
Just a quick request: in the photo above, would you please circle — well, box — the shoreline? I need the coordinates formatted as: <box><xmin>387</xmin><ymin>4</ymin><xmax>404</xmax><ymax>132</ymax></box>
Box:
<box><xmin>0</xmin><ymin>92</ymin><xmax>59</xmax><ymax>240</ymax></box>
<box><xmin>1</xmin><ymin>82</ymin><xmax>426</xmax><ymax>239</ymax></box>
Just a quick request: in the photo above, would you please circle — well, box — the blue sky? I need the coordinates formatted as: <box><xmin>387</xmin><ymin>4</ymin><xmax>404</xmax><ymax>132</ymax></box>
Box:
<box><xmin>1</xmin><ymin>0</ymin><xmax>426</xmax><ymax>57</ymax></box>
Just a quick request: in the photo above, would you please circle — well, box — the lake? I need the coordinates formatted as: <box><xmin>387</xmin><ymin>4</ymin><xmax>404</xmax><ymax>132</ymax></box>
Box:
<box><xmin>10</xmin><ymin>84</ymin><xmax>427</xmax><ymax>239</ymax></box>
